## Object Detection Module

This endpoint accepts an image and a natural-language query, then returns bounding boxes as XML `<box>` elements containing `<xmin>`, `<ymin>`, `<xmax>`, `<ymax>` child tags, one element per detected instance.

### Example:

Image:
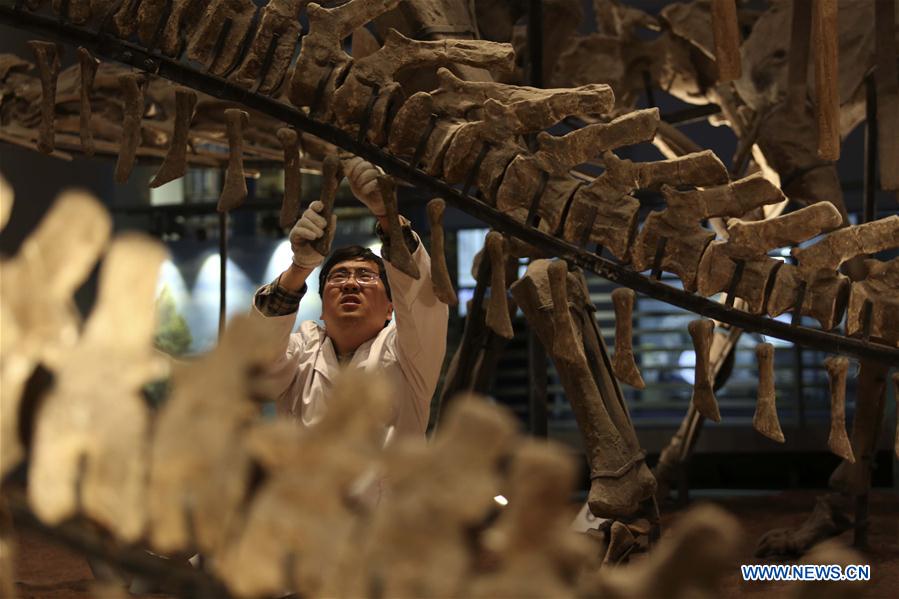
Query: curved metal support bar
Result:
<box><xmin>2</xmin><ymin>6</ymin><xmax>897</xmax><ymax>365</ymax></box>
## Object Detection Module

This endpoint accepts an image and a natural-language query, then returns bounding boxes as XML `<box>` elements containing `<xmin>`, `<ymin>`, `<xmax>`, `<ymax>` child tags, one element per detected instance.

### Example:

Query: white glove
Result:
<box><xmin>342</xmin><ymin>156</ymin><xmax>386</xmax><ymax>217</ymax></box>
<box><xmin>289</xmin><ymin>201</ymin><xmax>335</xmax><ymax>269</ymax></box>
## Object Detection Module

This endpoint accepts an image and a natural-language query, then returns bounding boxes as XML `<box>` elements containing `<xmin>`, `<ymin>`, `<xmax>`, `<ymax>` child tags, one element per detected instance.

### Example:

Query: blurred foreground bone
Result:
<box><xmin>511</xmin><ymin>261</ymin><xmax>655</xmax><ymax>518</ymax></box>
<box><xmin>0</xmin><ymin>186</ymin><xmax>111</xmax><ymax>480</ymax></box>
<box><xmin>343</xmin><ymin>396</ymin><xmax>519</xmax><ymax>598</ymax></box>
<box><xmin>217</xmin><ymin>370</ymin><xmax>393</xmax><ymax>598</ymax></box>
<box><xmin>29</xmin><ymin>234</ymin><xmax>166</xmax><ymax>542</ymax></box>
<box><xmin>589</xmin><ymin>504</ymin><xmax>742</xmax><ymax>599</ymax></box>
<box><xmin>824</xmin><ymin>357</ymin><xmax>854</xmax><ymax>464</ymax></box>
<box><xmin>470</xmin><ymin>441</ymin><xmax>591</xmax><ymax>599</ymax></box>
<box><xmin>147</xmin><ymin>315</ymin><xmax>280</xmax><ymax>554</ymax></box>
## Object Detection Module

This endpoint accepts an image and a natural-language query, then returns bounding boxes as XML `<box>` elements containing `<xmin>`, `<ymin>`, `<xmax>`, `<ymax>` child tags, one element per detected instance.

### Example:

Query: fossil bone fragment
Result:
<box><xmin>218</xmin><ymin>108</ymin><xmax>250</xmax><ymax>212</ymax></box>
<box><xmin>824</xmin><ymin>356</ymin><xmax>854</xmax><ymax>464</ymax></box>
<box><xmin>469</xmin><ymin>441</ymin><xmax>590</xmax><ymax>599</ymax></box>
<box><xmin>27</xmin><ymin>40</ymin><xmax>60</xmax><ymax>154</ymax></box>
<box><xmin>277</xmin><ymin>127</ymin><xmax>302</xmax><ymax>229</ymax></box>
<box><xmin>591</xmin><ymin>504</ymin><xmax>742</xmax><ymax>599</ymax></box>
<box><xmin>113</xmin><ymin>73</ymin><xmax>143</xmax><ymax>184</ymax></box>
<box><xmin>710</xmin><ymin>0</ymin><xmax>741</xmax><ymax>82</ymax></box>
<box><xmin>548</xmin><ymin>260</ymin><xmax>582</xmax><ymax>364</ymax></box>
<box><xmin>310</xmin><ymin>155</ymin><xmax>342</xmax><ymax>256</ymax></box>
<box><xmin>288</xmin><ymin>0</ymin><xmax>401</xmax><ymax>116</ymax></box>
<box><xmin>697</xmin><ymin>202</ymin><xmax>842</xmax><ymax>314</ymax></box>
<box><xmin>753</xmin><ymin>343</ymin><xmax>784</xmax><ymax>443</ymax></box>
<box><xmin>332</xmin><ymin>30</ymin><xmax>515</xmax><ymax>137</ymax></box>
<box><xmin>631</xmin><ymin>173</ymin><xmax>786</xmax><ymax>292</ymax></box>
<box><xmin>341</xmin><ymin>396</ymin><xmax>519</xmax><ymax>599</ymax></box>
<box><xmin>230</xmin><ymin>0</ymin><xmax>307</xmax><ymax>94</ymax></box>
<box><xmin>77</xmin><ymin>47</ymin><xmax>98</xmax><ymax>156</ymax></box>
<box><xmin>427</xmin><ymin>199</ymin><xmax>458</xmax><ymax>306</ymax></box>
<box><xmin>844</xmin><ymin>257</ymin><xmax>899</xmax><ymax>346</ymax></box>
<box><xmin>148</xmin><ymin>314</ymin><xmax>280</xmax><ymax>554</ymax></box>
<box><xmin>0</xmin><ymin>189</ymin><xmax>111</xmax><ymax>479</ymax></box>
<box><xmin>688</xmin><ymin>319</ymin><xmax>720</xmax><ymax>423</ymax></box>
<box><xmin>511</xmin><ymin>261</ymin><xmax>655</xmax><ymax>518</ymax></box>
<box><xmin>874</xmin><ymin>0</ymin><xmax>899</xmax><ymax>191</ymax></box>
<box><xmin>52</xmin><ymin>0</ymin><xmax>91</xmax><ymax>23</ymax></box>
<box><xmin>485</xmin><ymin>232</ymin><xmax>514</xmax><ymax>339</ymax></box>
<box><xmin>216</xmin><ymin>369</ymin><xmax>393</xmax><ymax>598</ymax></box>
<box><xmin>185</xmin><ymin>0</ymin><xmax>258</xmax><ymax>77</ymax></box>
<box><xmin>28</xmin><ymin>234</ymin><xmax>166</xmax><ymax>543</ymax></box>
<box><xmin>563</xmin><ymin>150</ymin><xmax>728</xmax><ymax>261</ymax></box>
<box><xmin>150</xmin><ymin>88</ymin><xmax>197</xmax><ymax>188</ymax></box>
<box><xmin>610</xmin><ymin>288</ymin><xmax>644</xmax><ymax>389</ymax></box>
<box><xmin>153</xmin><ymin>0</ymin><xmax>206</xmax><ymax>57</ymax></box>
<box><xmin>767</xmin><ymin>215</ymin><xmax>899</xmax><ymax>329</ymax></box>
<box><xmin>812</xmin><ymin>0</ymin><xmax>839</xmax><ymax>161</ymax></box>
<box><xmin>377</xmin><ymin>175</ymin><xmax>420</xmax><ymax>279</ymax></box>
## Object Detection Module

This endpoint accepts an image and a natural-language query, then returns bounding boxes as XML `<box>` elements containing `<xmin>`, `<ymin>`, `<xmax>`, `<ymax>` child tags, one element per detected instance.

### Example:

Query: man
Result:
<box><xmin>252</xmin><ymin>157</ymin><xmax>448</xmax><ymax>439</ymax></box>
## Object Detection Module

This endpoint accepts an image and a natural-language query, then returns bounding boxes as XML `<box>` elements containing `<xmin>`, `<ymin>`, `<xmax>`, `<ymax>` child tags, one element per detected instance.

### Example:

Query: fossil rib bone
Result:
<box><xmin>610</xmin><ymin>288</ymin><xmax>645</xmax><ymax>389</ymax></box>
<box><xmin>752</xmin><ymin>343</ymin><xmax>784</xmax><ymax>443</ymax></box>
<box><xmin>688</xmin><ymin>319</ymin><xmax>720</xmax><ymax>423</ymax></box>
<box><xmin>427</xmin><ymin>199</ymin><xmax>458</xmax><ymax>306</ymax></box>
<box><xmin>824</xmin><ymin>356</ymin><xmax>854</xmax><ymax>463</ymax></box>
<box><xmin>150</xmin><ymin>87</ymin><xmax>197</xmax><ymax>188</ymax></box>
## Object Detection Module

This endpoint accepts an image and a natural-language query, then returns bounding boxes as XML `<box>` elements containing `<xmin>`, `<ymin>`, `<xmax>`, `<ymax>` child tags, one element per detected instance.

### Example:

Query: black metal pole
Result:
<box><xmin>218</xmin><ymin>210</ymin><xmax>228</xmax><ymax>340</ymax></box>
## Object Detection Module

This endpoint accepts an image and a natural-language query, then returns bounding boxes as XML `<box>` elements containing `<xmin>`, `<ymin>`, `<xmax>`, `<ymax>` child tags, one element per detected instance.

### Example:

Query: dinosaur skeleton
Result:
<box><xmin>0</xmin><ymin>1</ymin><xmax>898</xmax><ymax>589</ymax></box>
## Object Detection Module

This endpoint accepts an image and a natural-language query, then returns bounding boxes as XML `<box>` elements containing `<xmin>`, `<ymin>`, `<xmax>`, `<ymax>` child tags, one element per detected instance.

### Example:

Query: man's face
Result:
<box><xmin>321</xmin><ymin>258</ymin><xmax>393</xmax><ymax>335</ymax></box>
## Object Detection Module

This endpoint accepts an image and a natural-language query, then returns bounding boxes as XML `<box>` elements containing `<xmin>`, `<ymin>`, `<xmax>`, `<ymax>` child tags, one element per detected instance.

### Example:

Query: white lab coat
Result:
<box><xmin>251</xmin><ymin>241</ymin><xmax>448</xmax><ymax>439</ymax></box>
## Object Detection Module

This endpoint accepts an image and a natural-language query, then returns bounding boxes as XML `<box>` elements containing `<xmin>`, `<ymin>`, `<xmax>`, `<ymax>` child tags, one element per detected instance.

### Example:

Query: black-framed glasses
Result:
<box><xmin>325</xmin><ymin>268</ymin><xmax>381</xmax><ymax>286</ymax></box>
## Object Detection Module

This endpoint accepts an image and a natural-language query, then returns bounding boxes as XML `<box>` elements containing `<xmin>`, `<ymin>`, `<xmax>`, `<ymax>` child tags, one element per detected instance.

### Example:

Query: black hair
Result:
<box><xmin>318</xmin><ymin>245</ymin><xmax>392</xmax><ymax>301</ymax></box>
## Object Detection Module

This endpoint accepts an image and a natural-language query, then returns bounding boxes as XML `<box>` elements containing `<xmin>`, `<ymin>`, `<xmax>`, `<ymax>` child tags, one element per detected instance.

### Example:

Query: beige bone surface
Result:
<box><xmin>156</xmin><ymin>0</ymin><xmax>206</xmax><ymax>57</ymax></box>
<box><xmin>230</xmin><ymin>0</ymin><xmax>307</xmax><ymax>94</ymax></box>
<box><xmin>113</xmin><ymin>73</ymin><xmax>143</xmax><ymax>184</ymax></box>
<box><xmin>688</xmin><ymin>319</ymin><xmax>720</xmax><ymax>423</ymax></box>
<box><xmin>186</xmin><ymin>0</ymin><xmax>258</xmax><ymax>76</ymax></box>
<box><xmin>710</xmin><ymin>0</ymin><xmax>741</xmax><ymax>82</ymax></box>
<box><xmin>824</xmin><ymin>356</ymin><xmax>855</xmax><ymax>463</ymax></box>
<box><xmin>27</xmin><ymin>41</ymin><xmax>60</xmax><ymax>154</ymax></box>
<box><xmin>563</xmin><ymin>150</ymin><xmax>728</xmax><ymax>261</ymax></box>
<box><xmin>591</xmin><ymin>504</ymin><xmax>742</xmax><ymax>599</ymax></box>
<box><xmin>288</xmin><ymin>0</ymin><xmax>401</xmax><ymax>114</ymax></box>
<box><xmin>277</xmin><ymin>128</ymin><xmax>302</xmax><ymax>228</ymax></box>
<box><xmin>427</xmin><ymin>199</ymin><xmax>458</xmax><ymax>306</ymax></box>
<box><xmin>28</xmin><ymin>234</ymin><xmax>166</xmax><ymax>542</ymax></box>
<box><xmin>610</xmin><ymin>288</ymin><xmax>644</xmax><ymax>389</ymax></box>
<box><xmin>844</xmin><ymin>257</ymin><xmax>899</xmax><ymax>346</ymax></box>
<box><xmin>216</xmin><ymin>369</ymin><xmax>393</xmax><ymax>598</ymax></box>
<box><xmin>812</xmin><ymin>0</ymin><xmax>840</xmax><ymax>161</ymax></box>
<box><xmin>218</xmin><ymin>108</ymin><xmax>250</xmax><ymax>212</ymax></box>
<box><xmin>753</xmin><ymin>343</ymin><xmax>784</xmax><ymax>443</ymax></box>
<box><xmin>388</xmin><ymin>98</ymin><xmax>465</xmax><ymax>175</ymax></box>
<box><xmin>469</xmin><ymin>440</ymin><xmax>590</xmax><ymax>599</ymax></box>
<box><xmin>0</xmin><ymin>190</ymin><xmax>111</xmax><ymax>479</ymax></box>
<box><xmin>485</xmin><ymin>231</ymin><xmax>514</xmax><ymax>339</ymax></box>
<box><xmin>632</xmin><ymin>173</ymin><xmax>785</xmax><ymax>291</ymax></box>
<box><xmin>696</xmin><ymin>202</ymin><xmax>842</xmax><ymax>314</ymax></box>
<box><xmin>377</xmin><ymin>175</ymin><xmax>420</xmax><ymax>279</ymax></box>
<box><xmin>791</xmin><ymin>215</ymin><xmax>899</xmax><ymax>277</ymax></box>
<box><xmin>77</xmin><ymin>48</ymin><xmax>98</xmax><ymax>156</ymax></box>
<box><xmin>342</xmin><ymin>396</ymin><xmax>519</xmax><ymax>598</ymax></box>
<box><xmin>150</xmin><ymin>88</ymin><xmax>197</xmax><ymax>188</ymax></box>
<box><xmin>147</xmin><ymin>314</ymin><xmax>281</xmax><ymax>554</ymax></box>
<box><xmin>510</xmin><ymin>261</ymin><xmax>655</xmax><ymax>518</ymax></box>
<box><xmin>332</xmin><ymin>30</ymin><xmax>514</xmax><ymax>132</ymax></box>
